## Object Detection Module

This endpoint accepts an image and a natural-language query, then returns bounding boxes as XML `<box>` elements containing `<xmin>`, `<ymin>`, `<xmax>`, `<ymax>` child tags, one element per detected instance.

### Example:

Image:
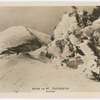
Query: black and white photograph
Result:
<box><xmin>0</xmin><ymin>2</ymin><xmax>100</xmax><ymax>97</ymax></box>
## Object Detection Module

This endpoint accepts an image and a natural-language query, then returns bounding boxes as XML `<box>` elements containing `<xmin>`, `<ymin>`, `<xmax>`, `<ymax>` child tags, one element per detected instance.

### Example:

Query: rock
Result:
<box><xmin>67</xmin><ymin>59</ymin><xmax>84</xmax><ymax>69</ymax></box>
<box><xmin>47</xmin><ymin>38</ymin><xmax>66</xmax><ymax>57</ymax></box>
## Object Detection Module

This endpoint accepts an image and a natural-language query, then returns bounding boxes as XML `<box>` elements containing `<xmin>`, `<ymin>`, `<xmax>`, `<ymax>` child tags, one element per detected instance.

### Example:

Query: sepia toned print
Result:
<box><xmin>0</xmin><ymin>2</ymin><xmax>100</xmax><ymax>98</ymax></box>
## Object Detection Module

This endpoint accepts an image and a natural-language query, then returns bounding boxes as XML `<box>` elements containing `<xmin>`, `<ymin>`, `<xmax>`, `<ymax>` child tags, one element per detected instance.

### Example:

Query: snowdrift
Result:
<box><xmin>0</xmin><ymin>26</ymin><xmax>51</xmax><ymax>55</ymax></box>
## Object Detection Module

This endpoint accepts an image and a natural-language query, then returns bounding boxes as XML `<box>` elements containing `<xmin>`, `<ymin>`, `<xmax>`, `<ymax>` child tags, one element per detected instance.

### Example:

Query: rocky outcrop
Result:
<box><xmin>46</xmin><ymin>11</ymin><xmax>100</xmax><ymax>80</ymax></box>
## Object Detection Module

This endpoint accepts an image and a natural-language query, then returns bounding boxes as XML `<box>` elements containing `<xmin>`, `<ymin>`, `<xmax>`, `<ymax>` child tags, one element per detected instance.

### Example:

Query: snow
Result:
<box><xmin>67</xmin><ymin>23</ymin><xmax>79</xmax><ymax>34</ymax></box>
<box><xmin>54</xmin><ymin>14</ymin><xmax>76</xmax><ymax>39</ymax></box>
<box><xmin>27</xmin><ymin>28</ymin><xmax>51</xmax><ymax>45</ymax></box>
<box><xmin>0</xmin><ymin>53</ymin><xmax>100</xmax><ymax>92</ymax></box>
<box><xmin>68</xmin><ymin>34</ymin><xmax>80</xmax><ymax>45</ymax></box>
<box><xmin>29</xmin><ymin>46</ymin><xmax>47</xmax><ymax>58</ymax></box>
<box><xmin>1</xmin><ymin>9</ymin><xmax>100</xmax><ymax>93</ymax></box>
<box><xmin>0</xmin><ymin>26</ymin><xmax>33</xmax><ymax>53</ymax></box>
<box><xmin>47</xmin><ymin>38</ymin><xmax>65</xmax><ymax>57</ymax></box>
<box><xmin>93</xmin><ymin>18</ymin><xmax>100</xmax><ymax>24</ymax></box>
<box><xmin>77</xmin><ymin>40</ymin><xmax>98</xmax><ymax>75</ymax></box>
<box><xmin>81</xmin><ymin>24</ymin><xmax>100</xmax><ymax>38</ymax></box>
<box><xmin>0</xmin><ymin>26</ymin><xmax>51</xmax><ymax>54</ymax></box>
<box><xmin>60</xmin><ymin>44</ymin><xmax>71</xmax><ymax>59</ymax></box>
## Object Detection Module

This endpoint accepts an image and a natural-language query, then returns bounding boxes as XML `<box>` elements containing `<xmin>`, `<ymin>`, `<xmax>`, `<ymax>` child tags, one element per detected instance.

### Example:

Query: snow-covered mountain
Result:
<box><xmin>1</xmin><ymin>7</ymin><xmax>100</xmax><ymax>92</ymax></box>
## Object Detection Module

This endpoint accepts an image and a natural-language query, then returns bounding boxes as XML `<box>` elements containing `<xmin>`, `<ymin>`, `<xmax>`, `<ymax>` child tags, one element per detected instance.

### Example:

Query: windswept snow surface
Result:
<box><xmin>0</xmin><ymin>53</ymin><xmax>100</xmax><ymax>92</ymax></box>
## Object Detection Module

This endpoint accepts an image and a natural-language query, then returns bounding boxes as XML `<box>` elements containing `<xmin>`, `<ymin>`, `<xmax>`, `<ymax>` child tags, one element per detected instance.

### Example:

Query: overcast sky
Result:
<box><xmin>0</xmin><ymin>6</ymin><xmax>95</xmax><ymax>35</ymax></box>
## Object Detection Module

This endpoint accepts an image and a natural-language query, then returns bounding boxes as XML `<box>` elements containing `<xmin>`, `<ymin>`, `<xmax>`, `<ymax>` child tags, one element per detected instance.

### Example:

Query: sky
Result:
<box><xmin>0</xmin><ymin>6</ymin><xmax>95</xmax><ymax>35</ymax></box>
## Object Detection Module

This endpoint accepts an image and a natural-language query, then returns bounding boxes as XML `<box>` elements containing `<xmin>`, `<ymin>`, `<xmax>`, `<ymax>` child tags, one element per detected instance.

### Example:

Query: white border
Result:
<box><xmin>0</xmin><ymin>0</ymin><xmax>99</xmax><ymax>2</ymax></box>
